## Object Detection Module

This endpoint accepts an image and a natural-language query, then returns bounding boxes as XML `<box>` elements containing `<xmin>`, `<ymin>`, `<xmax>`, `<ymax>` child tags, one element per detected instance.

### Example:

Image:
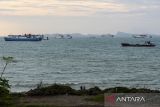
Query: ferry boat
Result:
<box><xmin>4</xmin><ymin>34</ymin><xmax>43</xmax><ymax>41</ymax></box>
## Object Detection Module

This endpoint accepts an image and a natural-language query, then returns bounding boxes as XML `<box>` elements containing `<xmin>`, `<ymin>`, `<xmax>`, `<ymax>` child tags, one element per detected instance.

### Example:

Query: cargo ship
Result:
<box><xmin>121</xmin><ymin>41</ymin><xmax>155</xmax><ymax>47</ymax></box>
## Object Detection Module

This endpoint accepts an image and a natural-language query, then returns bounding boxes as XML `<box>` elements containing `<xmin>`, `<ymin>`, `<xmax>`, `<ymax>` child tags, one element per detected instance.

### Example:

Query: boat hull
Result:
<box><xmin>4</xmin><ymin>37</ymin><xmax>42</xmax><ymax>41</ymax></box>
<box><xmin>121</xmin><ymin>43</ymin><xmax>155</xmax><ymax>47</ymax></box>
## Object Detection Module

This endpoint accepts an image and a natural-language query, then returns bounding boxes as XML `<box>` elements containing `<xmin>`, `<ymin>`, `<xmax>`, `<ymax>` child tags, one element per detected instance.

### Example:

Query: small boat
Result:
<box><xmin>121</xmin><ymin>41</ymin><xmax>155</xmax><ymax>47</ymax></box>
<box><xmin>4</xmin><ymin>34</ymin><xmax>43</xmax><ymax>41</ymax></box>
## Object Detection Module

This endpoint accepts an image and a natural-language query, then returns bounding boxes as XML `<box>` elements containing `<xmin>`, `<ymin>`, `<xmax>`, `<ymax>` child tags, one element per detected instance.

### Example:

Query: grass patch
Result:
<box><xmin>85</xmin><ymin>94</ymin><xmax>104</xmax><ymax>103</ymax></box>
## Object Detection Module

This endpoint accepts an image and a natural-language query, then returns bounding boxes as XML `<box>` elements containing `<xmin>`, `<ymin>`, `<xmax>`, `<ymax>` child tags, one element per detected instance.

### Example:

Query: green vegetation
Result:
<box><xmin>27</xmin><ymin>83</ymin><xmax>103</xmax><ymax>96</ymax></box>
<box><xmin>0</xmin><ymin>77</ymin><xmax>11</xmax><ymax>106</ymax></box>
<box><xmin>27</xmin><ymin>84</ymin><xmax>76</xmax><ymax>96</ymax></box>
<box><xmin>0</xmin><ymin>56</ymin><xmax>14</xmax><ymax>106</ymax></box>
<box><xmin>27</xmin><ymin>84</ymin><xmax>160</xmax><ymax>96</ymax></box>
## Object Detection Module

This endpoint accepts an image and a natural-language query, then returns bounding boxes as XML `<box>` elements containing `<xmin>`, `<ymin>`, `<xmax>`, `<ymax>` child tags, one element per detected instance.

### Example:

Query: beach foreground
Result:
<box><xmin>10</xmin><ymin>94</ymin><xmax>160</xmax><ymax>107</ymax></box>
<box><xmin>17</xmin><ymin>95</ymin><xmax>103</xmax><ymax>107</ymax></box>
<box><xmin>1</xmin><ymin>84</ymin><xmax>159</xmax><ymax>107</ymax></box>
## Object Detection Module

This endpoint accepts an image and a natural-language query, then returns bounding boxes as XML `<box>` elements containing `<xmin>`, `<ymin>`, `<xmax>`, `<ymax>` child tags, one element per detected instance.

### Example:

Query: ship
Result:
<box><xmin>121</xmin><ymin>41</ymin><xmax>155</xmax><ymax>47</ymax></box>
<box><xmin>4</xmin><ymin>34</ymin><xmax>44</xmax><ymax>41</ymax></box>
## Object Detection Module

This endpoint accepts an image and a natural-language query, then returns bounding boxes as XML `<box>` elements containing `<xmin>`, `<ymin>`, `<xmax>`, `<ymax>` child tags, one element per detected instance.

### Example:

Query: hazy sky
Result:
<box><xmin>0</xmin><ymin>0</ymin><xmax>160</xmax><ymax>35</ymax></box>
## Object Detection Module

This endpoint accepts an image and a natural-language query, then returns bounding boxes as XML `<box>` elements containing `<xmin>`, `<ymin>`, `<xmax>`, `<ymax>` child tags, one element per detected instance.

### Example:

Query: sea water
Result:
<box><xmin>0</xmin><ymin>36</ymin><xmax>160</xmax><ymax>92</ymax></box>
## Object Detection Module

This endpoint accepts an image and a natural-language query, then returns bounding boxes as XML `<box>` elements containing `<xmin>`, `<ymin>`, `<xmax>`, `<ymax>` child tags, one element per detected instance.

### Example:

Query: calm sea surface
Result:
<box><xmin>0</xmin><ymin>36</ymin><xmax>160</xmax><ymax>92</ymax></box>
